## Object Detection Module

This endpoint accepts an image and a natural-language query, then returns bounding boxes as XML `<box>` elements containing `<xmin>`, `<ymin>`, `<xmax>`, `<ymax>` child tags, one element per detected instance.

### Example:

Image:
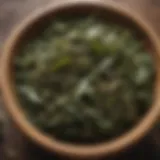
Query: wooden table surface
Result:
<box><xmin>0</xmin><ymin>0</ymin><xmax>160</xmax><ymax>159</ymax></box>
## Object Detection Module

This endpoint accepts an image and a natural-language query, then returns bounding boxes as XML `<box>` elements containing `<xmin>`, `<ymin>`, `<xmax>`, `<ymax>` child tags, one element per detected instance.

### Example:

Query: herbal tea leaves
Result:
<box><xmin>15</xmin><ymin>15</ymin><xmax>154</xmax><ymax>144</ymax></box>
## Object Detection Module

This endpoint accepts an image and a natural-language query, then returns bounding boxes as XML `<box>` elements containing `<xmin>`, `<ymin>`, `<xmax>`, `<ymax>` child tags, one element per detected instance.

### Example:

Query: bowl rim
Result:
<box><xmin>1</xmin><ymin>0</ymin><xmax>160</xmax><ymax>158</ymax></box>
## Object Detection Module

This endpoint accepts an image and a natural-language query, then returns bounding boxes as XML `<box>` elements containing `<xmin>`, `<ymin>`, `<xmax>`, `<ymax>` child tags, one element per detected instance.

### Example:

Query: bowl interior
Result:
<box><xmin>10</xmin><ymin>1</ymin><xmax>156</xmax><ymax>142</ymax></box>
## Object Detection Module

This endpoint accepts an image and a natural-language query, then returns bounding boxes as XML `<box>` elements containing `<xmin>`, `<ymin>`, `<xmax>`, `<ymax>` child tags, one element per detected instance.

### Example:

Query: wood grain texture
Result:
<box><xmin>0</xmin><ymin>0</ymin><xmax>160</xmax><ymax>159</ymax></box>
<box><xmin>0</xmin><ymin>0</ymin><xmax>160</xmax><ymax>45</ymax></box>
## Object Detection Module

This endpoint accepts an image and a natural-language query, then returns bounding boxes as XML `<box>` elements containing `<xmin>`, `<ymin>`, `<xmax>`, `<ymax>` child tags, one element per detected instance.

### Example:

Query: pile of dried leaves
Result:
<box><xmin>15</xmin><ymin>15</ymin><xmax>155</xmax><ymax>143</ymax></box>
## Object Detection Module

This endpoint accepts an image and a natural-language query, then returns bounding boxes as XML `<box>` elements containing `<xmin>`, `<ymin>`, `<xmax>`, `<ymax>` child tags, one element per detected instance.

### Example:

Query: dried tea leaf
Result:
<box><xmin>14</xmin><ymin>15</ymin><xmax>154</xmax><ymax>144</ymax></box>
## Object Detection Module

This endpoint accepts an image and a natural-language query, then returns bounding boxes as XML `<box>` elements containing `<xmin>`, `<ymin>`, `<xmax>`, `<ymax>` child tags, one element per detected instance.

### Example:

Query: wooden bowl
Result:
<box><xmin>1</xmin><ymin>0</ymin><xmax>160</xmax><ymax>159</ymax></box>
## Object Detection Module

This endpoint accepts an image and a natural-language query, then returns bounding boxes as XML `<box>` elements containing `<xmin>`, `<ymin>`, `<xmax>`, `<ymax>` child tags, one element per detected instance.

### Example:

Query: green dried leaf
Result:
<box><xmin>14</xmin><ymin>14</ymin><xmax>154</xmax><ymax>144</ymax></box>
